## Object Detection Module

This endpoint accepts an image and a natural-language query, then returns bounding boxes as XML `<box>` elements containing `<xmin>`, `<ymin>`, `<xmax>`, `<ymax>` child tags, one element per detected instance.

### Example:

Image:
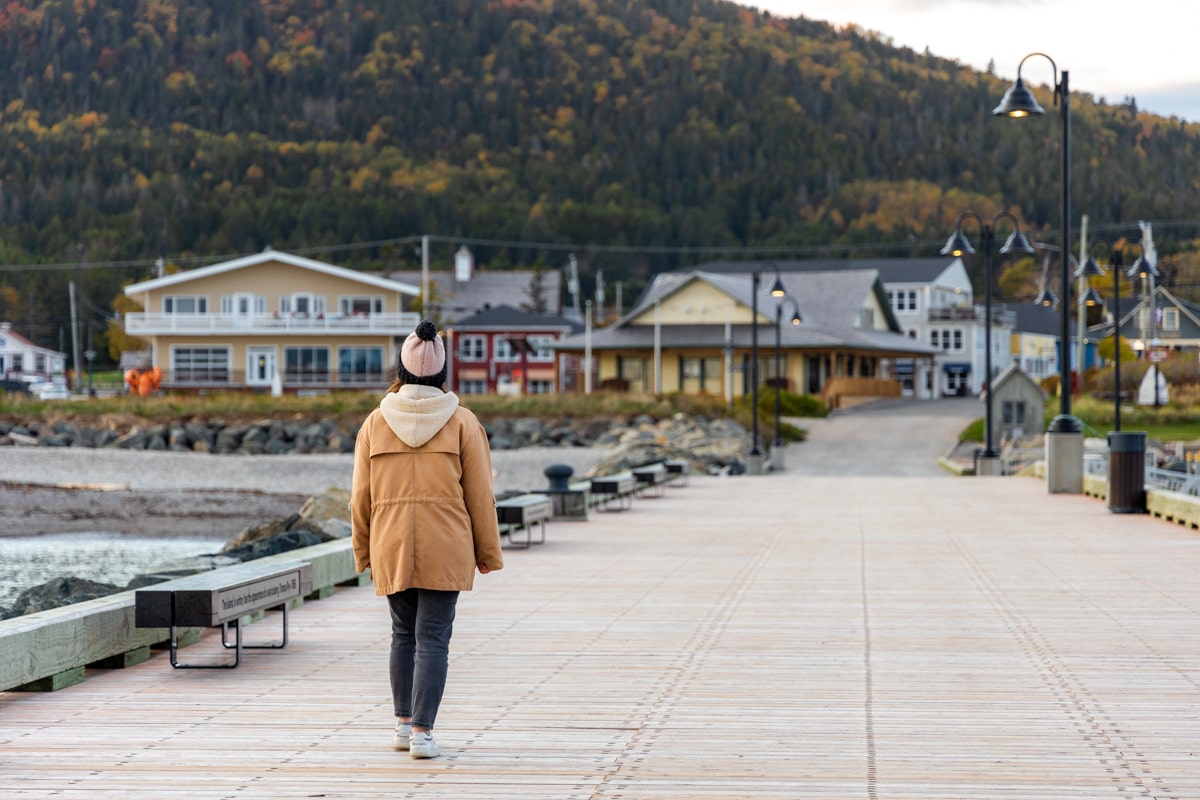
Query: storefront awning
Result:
<box><xmin>942</xmin><ymin>362</ymin><xmax>972</xmax><ymax>374</ymax></box>
<box><xmin>893</xmin><ymin>361</ymin><xmax>914</xmax><ymax>375</ymax></box>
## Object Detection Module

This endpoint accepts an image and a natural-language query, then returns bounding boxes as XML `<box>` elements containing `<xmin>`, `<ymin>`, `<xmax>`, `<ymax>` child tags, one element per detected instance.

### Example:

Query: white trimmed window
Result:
<box><xmin>459</xmin><ymin>379</ymin><xmax>487</xmax><ymax>395</ymax></box>
<box><xmin>285</xmin><ymin>347</ymin><xmax>330</xmax><ymax>384</ymax></box>
<box><xmin>171</xmin><ymin>346</ymin><xmax>229</xmax><ymax>382</ymax></box>
<box><xmin>339</xmin><ymin>295</ymin><xmax>383</xmax><ymax>316</ymax></box>
<box><xmin>493</xmin><ymin>338</ymin><xmax>515</xmax><ymax>361</ymax></box>
<box><xmin>164</xmin><ymin>295</ymin><xmax>208</xmax><ymax>314</ymax></box>
<box><xmin>528</xmin><ymin>336</ymin><xmax>555</xmax><ymax>362</ymax></box>
<box><xmin>338</xmin><ymin>346</ymin><xmax>384</xmax><ymax>384</ymax></box>
<box><xmin>459</xmin><ymin>336</ymin><xmax>486</xmax><ymax>361</ymax></box>
<box><xmin>279</xmin><ymin>293</ymin><xmax>325</xmax><ymax>316</ymax></box>
<box><xmin>221</xmin><ymin>294</ymin><xmax>265</xmax><ymax>314</ymax></box>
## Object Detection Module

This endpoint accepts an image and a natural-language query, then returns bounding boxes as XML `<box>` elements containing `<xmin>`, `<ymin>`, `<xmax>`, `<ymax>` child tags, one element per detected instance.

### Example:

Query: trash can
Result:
<box><xmin>1107</xmin><ymin>431</ymin><xmax>1147</xmax><ymax>513</ymax></box>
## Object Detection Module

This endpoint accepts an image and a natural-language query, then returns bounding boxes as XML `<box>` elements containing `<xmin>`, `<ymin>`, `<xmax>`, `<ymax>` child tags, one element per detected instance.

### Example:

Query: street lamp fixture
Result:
<box><xmin>995</xmin><ymin>52</ymin><xmax>1080</xmax><ymax>445</ymax></box>
<box><xmin>1034</xmin><ymin>276</ymin><xmax>1059</xmax><ymax>308</ymax></box>
<box><xmin>772</xmin><ymin>294</ymin><xmax>802</xmax><ymax>449</ymax></box>
<box><xmin>749</xmin><ymin>261</ymin><xmax>786</xmax><ymax>473</ymax></box>
<box><xmin>942</xmin><ymin>210</ymin><xmax>1035</xmax><ymax>469</ymax></box>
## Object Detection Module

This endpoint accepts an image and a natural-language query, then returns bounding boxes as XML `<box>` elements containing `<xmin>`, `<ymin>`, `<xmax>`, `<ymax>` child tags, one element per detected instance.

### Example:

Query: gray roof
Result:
<box><xmin>1010</xmin><ymin>302</ymin><xmax>1062</xmax><ymax>336</ymax></box>
<box><xmin>685</xmin><ymin>258</ymin><xmax>959</xmax><ymax>284</ymax></box>
<box><xmin>624</xmin><ymin>269</ymin><xmax>904</xmax><ymax>336</ymax></box>
<box><xmin>558</xmin><ymin>270</ymin><xmax>934</xmax><ymax>357</ymax></box>
<box><xmin>452</xmin><ymin>304</ymin><xmax>582</xmax><ymax>333</ymax></box>
<box><xmin>389</xmin><ymin>269</ymin><xmax>562</xmax><ymax>322</ymax></box>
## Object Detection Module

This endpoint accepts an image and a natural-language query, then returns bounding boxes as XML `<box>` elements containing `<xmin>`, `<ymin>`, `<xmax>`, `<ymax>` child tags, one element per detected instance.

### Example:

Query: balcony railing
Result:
<box><xmin>125</xmin><ymin>312</ymin><xmax>420</xmax><ymax>335</ymax></box>
<box><xmin>928</xmin><ymin>305</ymin><xmax>1017</xmax><ymax>327</ymax></box>
<box><xmin>160</xmin><ymin>369</ymin><xmax>389</xmax><ymax>390</ymax></box>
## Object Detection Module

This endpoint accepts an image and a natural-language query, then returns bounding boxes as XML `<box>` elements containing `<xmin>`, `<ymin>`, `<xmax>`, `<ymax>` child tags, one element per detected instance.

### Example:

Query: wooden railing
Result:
<box><xmin>822</xmin><ymin>377</ymin><xmax>903</xmax><ymax>410</ymax></box>
<box><xmin>0</xmin><ymin>540</ymin><xmax>365</xmax><ymax>693</ymax></box>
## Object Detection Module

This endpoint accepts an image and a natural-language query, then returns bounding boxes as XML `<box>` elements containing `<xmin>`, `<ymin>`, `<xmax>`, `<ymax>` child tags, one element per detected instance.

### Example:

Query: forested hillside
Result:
<box><xmin>2</xmin><ymin>0</ymin><xmax>1199</xmax><ymax>355</ymax></box>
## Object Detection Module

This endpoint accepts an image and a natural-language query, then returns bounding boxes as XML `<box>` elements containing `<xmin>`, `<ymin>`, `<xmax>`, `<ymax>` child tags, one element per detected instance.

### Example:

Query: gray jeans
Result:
<box><xmin>387</xmin><ymin>588</ymin><xmax>459</xmax><ymax>730</ymax></box>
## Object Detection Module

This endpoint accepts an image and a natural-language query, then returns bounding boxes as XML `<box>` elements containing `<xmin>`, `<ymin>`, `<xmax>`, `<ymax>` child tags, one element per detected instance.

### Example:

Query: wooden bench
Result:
<box><xmin>496</xmin><ymin>493</ymin><xmax>553</xmax><ymax>548</ymax></box>
<box><xmin>135</xmin><ymin>560</ymin><xmax>313</xmax><ymax>669</ymax></box>
<box><xmin>633</xmin><ymin>462</ymin><xmax>669</xmax><ymax>497</ymax></box>
<box><xmin>664</xmin><ymin>459</ymin><xmax>690</xmax><ymax>486</ymax></box>
<box><xmin>590</xmin><ymin>472</ymin><xmax>637</xmax><ymax>510</ymax></box>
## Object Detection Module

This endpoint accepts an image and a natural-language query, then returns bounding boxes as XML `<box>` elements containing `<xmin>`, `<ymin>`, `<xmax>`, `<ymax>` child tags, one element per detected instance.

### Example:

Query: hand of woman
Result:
<box><xmin>477</xmin><ymin>563</ymin><xmax>491</xmax><ymax>574</ymax></box>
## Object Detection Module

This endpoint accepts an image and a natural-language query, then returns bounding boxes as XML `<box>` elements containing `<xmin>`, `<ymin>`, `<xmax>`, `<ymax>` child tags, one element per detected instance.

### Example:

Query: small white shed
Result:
<box><xmin>983</xmin><ymin>363</ymin><xmax>1047</xmax><ymax>446</ymax></box>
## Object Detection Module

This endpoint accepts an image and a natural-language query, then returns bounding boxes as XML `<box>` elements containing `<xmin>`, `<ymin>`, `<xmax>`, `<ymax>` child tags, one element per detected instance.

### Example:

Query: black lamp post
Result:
<box><xmin>1112</xmin><ymin>250</ymin><xmax>1122</xmax><ymax>431</ymax></box>
<box><xmin>995</xmin><ymin>52</ymin><xmax>1080</xmax><ymax>439</ymax></box>
<box><xmin>750</xmin><ymin>262</ymin><xmax>786</xmax><ymax>471</ymax></box>
<box><xmin>1105</xmin><ymin>243</ymin><xmax>1143</xmax><ymax>432</ymax></box>
<box><xmin>773</xmin><ymin>294</ymin><xmax>802</xmax><ymax>448</ymax></box>
<box><xmin>1072</xmin><ymin>251</ymin><xmax>1105</xmax><ymax>396</ymax></box>
<box><xmin>942</xmin><ymin>211</ymin><xmax>1035</xmax><ymax>466</ymax></box>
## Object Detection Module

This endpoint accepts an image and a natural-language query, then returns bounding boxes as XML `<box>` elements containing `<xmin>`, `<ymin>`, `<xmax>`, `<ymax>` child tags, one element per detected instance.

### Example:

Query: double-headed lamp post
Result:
<box><xmin>994</xmin><ymin>51</ymin><xmax>1082</xmax><ymax>491</ymax></box>
<box><xmin>942</xmin><ymin>210</ymin><xmax>1035</xmax><ymax>473</ymax></box>
<box><xmin>773</xmin><ymin>294</ymin><xmax>802</xmax><ymax>449</ymax></box>
<box><xmin>749</xmin><ymin>261</ymin><xmax>786</xmax><ymax>474</ymax></box>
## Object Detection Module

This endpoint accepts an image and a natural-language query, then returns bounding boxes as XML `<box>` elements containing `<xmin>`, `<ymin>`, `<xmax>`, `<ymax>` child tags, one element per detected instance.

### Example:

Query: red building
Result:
<box><xmin>446</xmin><ymin>305</ymin><xmax>581</xmax><ymax>395</ymax></box>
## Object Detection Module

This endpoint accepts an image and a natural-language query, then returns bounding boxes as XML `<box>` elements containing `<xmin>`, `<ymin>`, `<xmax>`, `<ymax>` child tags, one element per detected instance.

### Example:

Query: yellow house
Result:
<box><xmin>555</xmin><ymin>268</ymin><xmax>936</xmax><ymax>409</ymax></box>
<box><xmin>122</xmin><ymin>249</ymin><xmax>420</xmax><ymax>393</ymax></box>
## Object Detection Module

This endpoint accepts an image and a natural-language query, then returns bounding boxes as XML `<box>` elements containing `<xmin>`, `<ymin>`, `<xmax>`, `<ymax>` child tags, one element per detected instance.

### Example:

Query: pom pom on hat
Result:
<box><xmin>398</xmin><ymin>320</ymin><xmax>447</xmax><ymax>385</ymax></box>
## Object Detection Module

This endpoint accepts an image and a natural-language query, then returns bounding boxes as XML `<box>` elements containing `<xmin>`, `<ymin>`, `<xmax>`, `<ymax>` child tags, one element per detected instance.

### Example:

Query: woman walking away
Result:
<box><xmin>351</xmin><ymin>320</ymin><xmax>503</xmax><ymax>759</ymax></box>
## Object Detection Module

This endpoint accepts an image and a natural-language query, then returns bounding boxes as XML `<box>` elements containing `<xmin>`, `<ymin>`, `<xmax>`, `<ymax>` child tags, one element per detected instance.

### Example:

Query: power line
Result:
<box><xmin>0</xmin><ymin>219</ymin><xmax>1194</xmax><ymax>274</ymax></box>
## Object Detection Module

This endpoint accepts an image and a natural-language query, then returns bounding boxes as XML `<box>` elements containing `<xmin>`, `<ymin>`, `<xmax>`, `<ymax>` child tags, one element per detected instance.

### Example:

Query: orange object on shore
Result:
<box><xmin>124</xmin><ymin>367</ymin><xmax>161</xmax><ymax>397</ymax></box>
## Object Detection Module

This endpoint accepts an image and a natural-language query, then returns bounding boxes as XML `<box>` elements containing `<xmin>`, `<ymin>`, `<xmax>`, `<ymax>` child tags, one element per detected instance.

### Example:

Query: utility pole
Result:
<box><xmin>420</xmin><ymin>235</ymin><xmax>429</xmax><ymax>317</ymax></box>
<box><xmin>594</xmin><ymin>268</ymin><xmax>605</xmax><ymax>324</ymax></box>
<box><xmin>566</xmin><ymin>254</ymin><xmax>582</xmax><ymax>322</ymax></box>
<box><xmin>69</xmin><ymin>281</ymin><xmax>82</xmax><ymax>392</ymax></box>
<box><xmin>1076</xmin><ymin>215</ymin><xmax>1088</xmax><ymax>393</ymax></box>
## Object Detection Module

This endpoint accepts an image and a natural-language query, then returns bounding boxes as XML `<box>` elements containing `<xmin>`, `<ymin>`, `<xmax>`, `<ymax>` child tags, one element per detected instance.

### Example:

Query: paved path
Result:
<box><xmin>5</xmin><ymin>401</ymin><xmax>1200</xmax><ymax>799</ymax></box>
<box><xmin>782</xmin><ymin>397</ymin><xmax>979</xmax><ymax>475</ymax></box>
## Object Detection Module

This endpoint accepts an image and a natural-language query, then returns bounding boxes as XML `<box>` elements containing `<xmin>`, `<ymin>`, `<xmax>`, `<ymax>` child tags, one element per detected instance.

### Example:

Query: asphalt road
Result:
<box><xmin>780</xmin><ymin>396</ymin><xmax>980</xmax><ymax>476</ymax></box>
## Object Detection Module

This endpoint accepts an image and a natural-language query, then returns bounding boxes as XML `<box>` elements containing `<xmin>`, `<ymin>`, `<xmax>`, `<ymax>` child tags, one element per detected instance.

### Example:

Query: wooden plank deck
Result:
<box><xmin>3</xmin><ymin>474</ymin><xmax>1200</xmax><ymax>799</ymax></box>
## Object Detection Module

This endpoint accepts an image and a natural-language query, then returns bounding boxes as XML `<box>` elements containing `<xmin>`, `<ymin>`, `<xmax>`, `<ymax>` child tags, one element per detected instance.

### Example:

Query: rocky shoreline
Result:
<box><xmin>0</xmin><ymin>412</ymin><xmax>764</xmax><ymax>620</ymax></box>
<box><xmin>0</xmin><ymin>414</ymin><xmax>620</xmax><ymax>454</ymax></box>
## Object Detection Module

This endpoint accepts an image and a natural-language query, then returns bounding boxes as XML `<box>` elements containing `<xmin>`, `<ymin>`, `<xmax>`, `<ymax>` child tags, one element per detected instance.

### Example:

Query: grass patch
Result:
<box><xmin>957</xmin><ymin>395</ymin><xmax>1200</xmax><ymax>445</ymax></box>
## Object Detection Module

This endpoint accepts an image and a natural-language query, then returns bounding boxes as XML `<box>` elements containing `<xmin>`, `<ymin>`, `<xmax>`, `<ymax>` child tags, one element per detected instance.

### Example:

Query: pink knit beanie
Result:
<box><xmin>398</xmin><ymin>320</ymin><xmax>446</xmax><ymax>381</ymax></box>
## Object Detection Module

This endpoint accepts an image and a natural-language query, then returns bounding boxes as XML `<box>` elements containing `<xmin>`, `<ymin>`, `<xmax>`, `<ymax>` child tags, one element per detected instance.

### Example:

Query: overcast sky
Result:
<box><xmin>733</xmin><ymin>0</ymin><xmax>1200</xmax><ymax>123</ymax></box>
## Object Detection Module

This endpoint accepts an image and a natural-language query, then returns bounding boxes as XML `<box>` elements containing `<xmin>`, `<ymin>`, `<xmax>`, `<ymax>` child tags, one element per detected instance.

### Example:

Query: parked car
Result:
<box><xmin>0</xmin><ymin>379</ymin><xmax>32</xmax><ymax>396</ymax></box>
<box><xmin>33</xmin><ymin>382</ymin><xmax>71</xmax><ymax>401</ymax></box>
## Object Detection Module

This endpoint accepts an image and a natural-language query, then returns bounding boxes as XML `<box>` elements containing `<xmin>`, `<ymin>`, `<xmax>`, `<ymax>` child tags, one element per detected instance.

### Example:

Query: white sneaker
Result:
<box><xmin>392</xmin><ymin>721</ymin><xmax>412</xmax><ymax>751</ymax></box>
<box><xmin>409</xmin><ymin>730</ymin><xmax>441</xmax><ymax>759</ymax></box>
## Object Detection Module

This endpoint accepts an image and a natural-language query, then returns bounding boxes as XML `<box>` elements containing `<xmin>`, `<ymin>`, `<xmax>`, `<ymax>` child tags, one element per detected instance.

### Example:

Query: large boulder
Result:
<box><xmin>221</xmin><ymin>530</ymin><xmax>325</xmax><ymax>561</ymax></box>
<box><xmin>11</xmin><ymin>576</ymin><xmax>122</xmax><ymax>616</ymax></box>
<box><xmin>585</xmin><ymin>414</ymin><xmax>751</xmax><ymax>476</ymax></box>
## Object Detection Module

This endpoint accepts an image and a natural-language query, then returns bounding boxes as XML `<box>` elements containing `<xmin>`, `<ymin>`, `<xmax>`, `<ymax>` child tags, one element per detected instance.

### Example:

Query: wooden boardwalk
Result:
<box><xmin>3</xmin><ymin>473</ymin><xmax>1200</xmax><ymax>799</ymax></box>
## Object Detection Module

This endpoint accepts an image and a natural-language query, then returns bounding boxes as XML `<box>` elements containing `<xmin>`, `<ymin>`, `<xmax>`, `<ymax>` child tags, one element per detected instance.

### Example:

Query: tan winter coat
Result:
<box><xmin>351</xmin><ymin>385</ymin><xmax>503</xmax><ymax>596</ymax></box>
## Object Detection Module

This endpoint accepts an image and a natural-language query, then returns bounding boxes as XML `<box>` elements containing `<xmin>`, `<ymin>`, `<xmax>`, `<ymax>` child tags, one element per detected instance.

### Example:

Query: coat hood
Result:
<box><xmin>379</xmin><ymin>384</ymin><xmax>460</xmax><ymax>447</ymax></box>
